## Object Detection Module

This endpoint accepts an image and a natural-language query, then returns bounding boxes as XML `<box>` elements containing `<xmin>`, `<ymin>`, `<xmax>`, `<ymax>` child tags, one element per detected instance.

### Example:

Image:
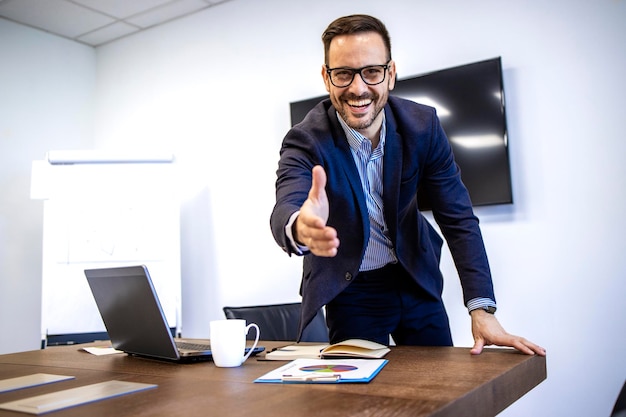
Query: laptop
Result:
<box><xmin>84</xmin><ymin>265</ymin><xmax>264</xmax><ymax>362</ymax></box>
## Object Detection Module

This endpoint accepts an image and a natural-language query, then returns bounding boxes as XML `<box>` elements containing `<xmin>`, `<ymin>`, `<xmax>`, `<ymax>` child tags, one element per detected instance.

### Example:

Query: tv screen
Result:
<box><xmin>289</xmin><ymin>57</ymin><xmax>513</xmax><ymax>210</ymax></box>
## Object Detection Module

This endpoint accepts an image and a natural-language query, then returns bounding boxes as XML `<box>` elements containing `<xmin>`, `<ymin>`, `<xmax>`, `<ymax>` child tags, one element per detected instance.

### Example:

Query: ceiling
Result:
<box><xmin>0</xmin><ymin>0</ymin><xmax>231</xmax><ymax>47</ymax></box>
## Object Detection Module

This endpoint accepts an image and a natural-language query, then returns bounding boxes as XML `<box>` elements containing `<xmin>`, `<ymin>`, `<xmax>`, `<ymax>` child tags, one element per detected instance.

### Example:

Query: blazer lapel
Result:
<box><xmin>382</xmin><ymin>107</ymin><xmax>401</xmax><ymax>244</ymax></box>
<box><xmin>327</xmin><ymin>107</ymin><xmax>370</xmax><ymax>239</ymax></box>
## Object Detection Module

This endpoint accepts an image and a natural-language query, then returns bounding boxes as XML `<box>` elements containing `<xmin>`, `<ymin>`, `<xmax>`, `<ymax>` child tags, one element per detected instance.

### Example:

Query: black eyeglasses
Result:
<box><xmin>325</xmin><ymin>61</ymin><xmax>391</xmax><ymax>88</ymax></box>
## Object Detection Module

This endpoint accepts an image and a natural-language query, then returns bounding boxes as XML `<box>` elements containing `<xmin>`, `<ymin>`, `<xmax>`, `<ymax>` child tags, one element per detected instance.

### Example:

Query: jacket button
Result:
<box><xmin>344</xmin><ymin>272</ymin><xmax>353</xmax><ymax>281</ymax></box>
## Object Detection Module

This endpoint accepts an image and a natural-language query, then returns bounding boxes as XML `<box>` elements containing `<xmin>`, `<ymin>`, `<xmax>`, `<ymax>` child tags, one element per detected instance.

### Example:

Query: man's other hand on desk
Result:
<box><xmin>469</xmin><ymin>309</ymin><xmax>547</xmax><ymax>356</ymax></box>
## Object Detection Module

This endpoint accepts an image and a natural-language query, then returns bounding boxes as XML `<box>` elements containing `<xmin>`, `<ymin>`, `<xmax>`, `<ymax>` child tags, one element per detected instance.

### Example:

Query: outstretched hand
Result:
<box><xmin>470</xmin><ymin>309</ymin><xmax>546</xmax><ymax>356</ymax></box>
<box><xmin>293</xmin><ymin>165</ymin><xmax>340</xmax><ymax>257</ymax></box>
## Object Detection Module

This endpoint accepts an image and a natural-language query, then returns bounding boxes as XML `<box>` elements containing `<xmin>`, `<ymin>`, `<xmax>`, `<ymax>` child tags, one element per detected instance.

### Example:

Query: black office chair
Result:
<box><xmin>222</xmin><ymin>302</ymin><xmax>329</xmax><ymax>343</ymax></box>
<box><xmin>42</xmin><ymin>327</ymin><xmax>178</xmax><ymax>348</ymax></box>
<box><xmin>43</xmin><ymin>331</ymin><xmax>109</xmax><ymax>348</ymax></box>
<box><xmin>612</xmin><ymin>381</ymin><xmax>626</xmax><ymax>417</ymax></box>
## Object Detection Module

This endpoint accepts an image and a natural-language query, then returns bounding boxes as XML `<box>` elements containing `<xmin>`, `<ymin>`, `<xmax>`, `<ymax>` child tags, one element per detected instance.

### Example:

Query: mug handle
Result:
<box><xmin>241</xmin><ymin>323</ymin><xmax>260</xmax><ymax>363</ymax></box>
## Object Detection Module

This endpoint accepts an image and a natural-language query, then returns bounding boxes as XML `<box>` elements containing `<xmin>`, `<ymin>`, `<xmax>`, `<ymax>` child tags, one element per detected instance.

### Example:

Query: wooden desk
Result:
<box><xmin>0</xmin><ymin>342</ymin><xmax>545</xmax><ymax>417</ymax></box>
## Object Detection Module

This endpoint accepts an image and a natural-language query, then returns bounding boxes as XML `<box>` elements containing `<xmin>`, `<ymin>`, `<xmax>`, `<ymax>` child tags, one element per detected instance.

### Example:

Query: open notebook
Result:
<box><xmin>264</xmin><ymin>339</ymin><xmax>390</xmax><ymax>361</ymax></box>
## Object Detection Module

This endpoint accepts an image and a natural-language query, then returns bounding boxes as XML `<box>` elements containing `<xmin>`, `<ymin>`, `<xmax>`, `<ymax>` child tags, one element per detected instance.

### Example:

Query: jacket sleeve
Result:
<box><xmin>270</xmin><ymin>103</ymin><xmax>327</xmax><ymax>256</ymax></box>
<box><xmin>389</xmin><ymin>96</ymin><xmax>495</xmax><ymax>305</ymax></box>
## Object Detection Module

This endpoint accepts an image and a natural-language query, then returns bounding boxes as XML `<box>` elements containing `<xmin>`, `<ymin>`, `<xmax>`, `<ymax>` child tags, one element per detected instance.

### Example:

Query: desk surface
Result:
<box><xmin>0</xmin><ymin>341</ymin><xmax>546</xmax><ymax>417</ymax></box>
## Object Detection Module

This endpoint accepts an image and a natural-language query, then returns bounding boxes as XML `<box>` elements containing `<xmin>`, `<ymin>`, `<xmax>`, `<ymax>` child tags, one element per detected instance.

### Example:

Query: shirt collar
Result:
<box><xmin>336</xmin><ymin>110</ymin><xmax>387</xmax><ymax>155</ymax></box>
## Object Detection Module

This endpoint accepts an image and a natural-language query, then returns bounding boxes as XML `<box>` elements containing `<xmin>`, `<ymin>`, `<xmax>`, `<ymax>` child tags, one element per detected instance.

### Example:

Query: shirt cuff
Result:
<box><xmin>285</xmin><ymin>210</ymin><xmax>309</xmax><ymax>255</ymax></box>
<box><xmin>466</xmin><ymin>297</ymin><xmax>497</xmax><ymax>314</ymax></box>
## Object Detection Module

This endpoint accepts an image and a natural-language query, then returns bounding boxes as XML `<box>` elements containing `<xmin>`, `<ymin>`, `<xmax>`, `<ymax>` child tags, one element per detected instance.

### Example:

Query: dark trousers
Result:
<box><xmin>326</xmin><ymin>262</ymin><xmax>453</xmax><ymax>346</ymax></box>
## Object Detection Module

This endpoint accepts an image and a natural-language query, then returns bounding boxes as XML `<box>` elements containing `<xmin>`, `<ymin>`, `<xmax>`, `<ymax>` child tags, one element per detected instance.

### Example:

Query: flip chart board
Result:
<box><xmin>31</xmin><ymin>151</ymin><xmax>181</xmax><ymax>341</ymax></box>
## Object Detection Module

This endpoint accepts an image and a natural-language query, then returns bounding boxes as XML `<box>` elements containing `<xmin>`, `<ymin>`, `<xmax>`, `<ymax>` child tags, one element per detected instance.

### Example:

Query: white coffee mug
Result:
<box><xmin>209</xmin><ymin>319</ymin><xmax>260</xmax><ymax>367</ymax></box>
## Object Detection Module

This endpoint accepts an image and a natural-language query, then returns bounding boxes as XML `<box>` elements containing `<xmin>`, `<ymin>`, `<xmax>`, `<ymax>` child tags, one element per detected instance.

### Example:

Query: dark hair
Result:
<box><xmin>322</xmin><ymin>14</ymin><xmax>392</xmax><ymax>66</ymax></box>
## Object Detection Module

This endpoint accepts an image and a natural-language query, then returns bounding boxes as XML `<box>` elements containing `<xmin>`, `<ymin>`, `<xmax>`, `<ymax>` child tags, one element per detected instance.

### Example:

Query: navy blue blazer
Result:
<box><xmin>270</xmin><ymin>96</ymin><xmax>495</xmax><ymax>340</ymax></box>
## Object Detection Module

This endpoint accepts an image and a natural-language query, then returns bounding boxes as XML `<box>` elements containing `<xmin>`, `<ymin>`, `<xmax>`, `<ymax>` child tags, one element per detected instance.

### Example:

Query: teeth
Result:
<box><xmin>348</xmin><ymin>99</ymin><xmax>372</xmax><ymax>107</ymax></box>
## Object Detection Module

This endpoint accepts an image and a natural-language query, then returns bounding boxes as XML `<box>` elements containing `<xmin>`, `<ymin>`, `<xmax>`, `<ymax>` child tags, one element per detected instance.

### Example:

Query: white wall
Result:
<box><xmin>0</xmin><ymin>19</ymin><xmax>96</xmax><ymax>353</ymax></box>
<box><xmin>1</xmin><ymin>0</ymin><xmax>624</xmax><ymax>416</ymax></box>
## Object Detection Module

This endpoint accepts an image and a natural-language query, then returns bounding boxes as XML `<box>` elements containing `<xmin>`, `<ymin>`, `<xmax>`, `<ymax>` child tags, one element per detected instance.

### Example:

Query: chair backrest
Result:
<box><xmin>43</xmin><ymin>331</ymin><xmax>110</xmax><ymax>348</ymax></box>
<box><xmin>612</xmin><ymin>381</ymin><xmax>626</xmax><ymax>417</ymax></box>
<box><xmin>222</xmin><ymin>302</ymin><xmax>329</xmax><ymax>343</ymax></box>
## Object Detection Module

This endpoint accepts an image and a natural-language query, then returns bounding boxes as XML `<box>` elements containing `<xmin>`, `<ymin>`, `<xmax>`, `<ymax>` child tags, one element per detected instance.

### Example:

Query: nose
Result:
<box><xmin>347</xmin><ymin>71</ymin><xmax>369</xmax><ymax>94</ymax></box>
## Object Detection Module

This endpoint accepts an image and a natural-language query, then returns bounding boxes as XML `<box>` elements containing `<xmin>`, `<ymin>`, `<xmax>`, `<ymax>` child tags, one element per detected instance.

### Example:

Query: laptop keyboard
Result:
<box><xmin>175</xmin><ymin>341</ymin><xmax>211</xmax><ymax>351</ymax></box>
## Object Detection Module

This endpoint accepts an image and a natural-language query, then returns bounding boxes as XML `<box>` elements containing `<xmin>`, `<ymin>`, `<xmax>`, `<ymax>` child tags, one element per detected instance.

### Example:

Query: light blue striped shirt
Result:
<box><xmin>336</xmin><ymin>111</ymin><xmax>398</xmax><ymax>271</ymax></box>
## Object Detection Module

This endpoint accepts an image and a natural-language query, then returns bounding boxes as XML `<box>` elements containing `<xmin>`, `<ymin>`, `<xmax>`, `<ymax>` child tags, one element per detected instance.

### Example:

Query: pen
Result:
<box><xmin>281</xmin><ymin>374</ymin><xmax>341</xmax><ymax>382</ymax></box>
<box><xmin>269</xmin><ymin>346</ymin><xmax>294</xmax><ymax>353</ymax></box>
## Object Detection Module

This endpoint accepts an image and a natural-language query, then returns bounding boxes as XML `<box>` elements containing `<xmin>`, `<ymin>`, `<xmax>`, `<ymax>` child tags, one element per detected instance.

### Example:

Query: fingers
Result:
<box><xmin>472</xmin><ymin>333</ymin><xmax>546</xmax><ymax>356</ymax></box>
<box><xmin>470</xmin><ymin>339</ymin><xmax>485</xmax><ymax>355</ymax></box>
<box><xmin>305</xmin><ymin>227</ymin><xmax>339</xmax><ymax>257</ymax></box>
<box><xmin>500</xmin><ymin>337</ymin><xmax>546</xmax><ymax>356</ymax></box>
<box><xmin>301</xmin><ymin>165</ymin><xmax>329</xmax><ymax>226</ymax></box>
<box><xmin>310</xmin><ymin>165</ymin><xmax>327</xmax><ymax>202</ymax></box>
<box><xmin>297</xmin><ymin>214</ymin><xmax>339</xmax><ymax>256</ymax></box>
<box><xmin>514</xmin><ymin>338</ymin><xmax>547</xmax><ymax>356</ymax></box>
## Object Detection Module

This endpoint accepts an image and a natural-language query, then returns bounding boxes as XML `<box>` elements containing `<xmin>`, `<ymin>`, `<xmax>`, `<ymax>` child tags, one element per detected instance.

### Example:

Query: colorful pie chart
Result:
<box><xmin>299</xmin><ymin>364</ymin><xmax>358</xmax><ymax>373</ymax></box>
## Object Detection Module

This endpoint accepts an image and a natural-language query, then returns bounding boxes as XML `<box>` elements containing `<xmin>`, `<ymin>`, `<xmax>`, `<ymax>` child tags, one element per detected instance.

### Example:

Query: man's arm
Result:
<box><xmin>411</xmin><ymin>106</ymin><xmax>545</xmax><ymax>356</ymax></box>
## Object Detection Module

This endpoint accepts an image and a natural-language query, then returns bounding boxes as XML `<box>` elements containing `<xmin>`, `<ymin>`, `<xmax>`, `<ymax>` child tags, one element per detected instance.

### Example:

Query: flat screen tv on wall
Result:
<box><xmin>289</xmin><ymin>57</ymin><xmax>513</xmax><ymax>210</ymax></box>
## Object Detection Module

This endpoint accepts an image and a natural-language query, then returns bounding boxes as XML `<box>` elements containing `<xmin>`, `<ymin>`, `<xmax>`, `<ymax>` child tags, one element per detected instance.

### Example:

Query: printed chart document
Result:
<box><xmin>254</xmin><ymin>358</ymin><xmax>388</xmax><ymax>384</ymax></box>
<box><xmin>82</xmin><ymin>346</ymin><xmax>124</xmax><ymax>356</ymax></box>
<box><xmin>265</xmin><ymin>339</ymin><xmax>390</xmax><ymax>360</ymax></box>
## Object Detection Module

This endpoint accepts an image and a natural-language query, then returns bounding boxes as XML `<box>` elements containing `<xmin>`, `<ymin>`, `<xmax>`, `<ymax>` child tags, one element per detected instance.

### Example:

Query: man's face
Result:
<box><xmin>322</xmin><ymin>32</ymin><xmax>396</xmax><ymax>139</ymax></box>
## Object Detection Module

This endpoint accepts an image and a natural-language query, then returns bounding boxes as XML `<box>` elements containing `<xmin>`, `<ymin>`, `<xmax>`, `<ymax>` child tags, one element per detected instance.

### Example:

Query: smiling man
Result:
<box><xmin>270</xmin><ymin>14</ymin><xmax>545</xmax><ymax>356</ymax></box>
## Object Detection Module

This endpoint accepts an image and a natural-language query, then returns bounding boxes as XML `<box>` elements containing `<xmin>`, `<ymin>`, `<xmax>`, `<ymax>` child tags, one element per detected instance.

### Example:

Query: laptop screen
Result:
<box><xmin>85</xmin><ymin>265</ymin><xmax>181</xmax><ymax>360</ymax></box>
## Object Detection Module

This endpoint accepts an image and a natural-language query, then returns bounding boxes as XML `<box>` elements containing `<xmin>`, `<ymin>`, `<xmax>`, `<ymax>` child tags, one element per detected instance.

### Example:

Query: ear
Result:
<box><xmin>387</xmin><ymin>60</ymin><xmax>396</xmax><ymax>91</ymax></box>
<box><xmin>321</xmin><ymin>65</ymin><xmax>331</xmax><ymax>92</ymax></box>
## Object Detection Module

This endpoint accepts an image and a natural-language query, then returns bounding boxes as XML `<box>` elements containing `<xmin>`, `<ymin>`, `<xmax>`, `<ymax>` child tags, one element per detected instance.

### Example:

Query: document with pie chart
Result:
<box><xmin>254</xmin><ymin>358</ymin><xmax>388</xmax><ymax>384</ymax></box>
